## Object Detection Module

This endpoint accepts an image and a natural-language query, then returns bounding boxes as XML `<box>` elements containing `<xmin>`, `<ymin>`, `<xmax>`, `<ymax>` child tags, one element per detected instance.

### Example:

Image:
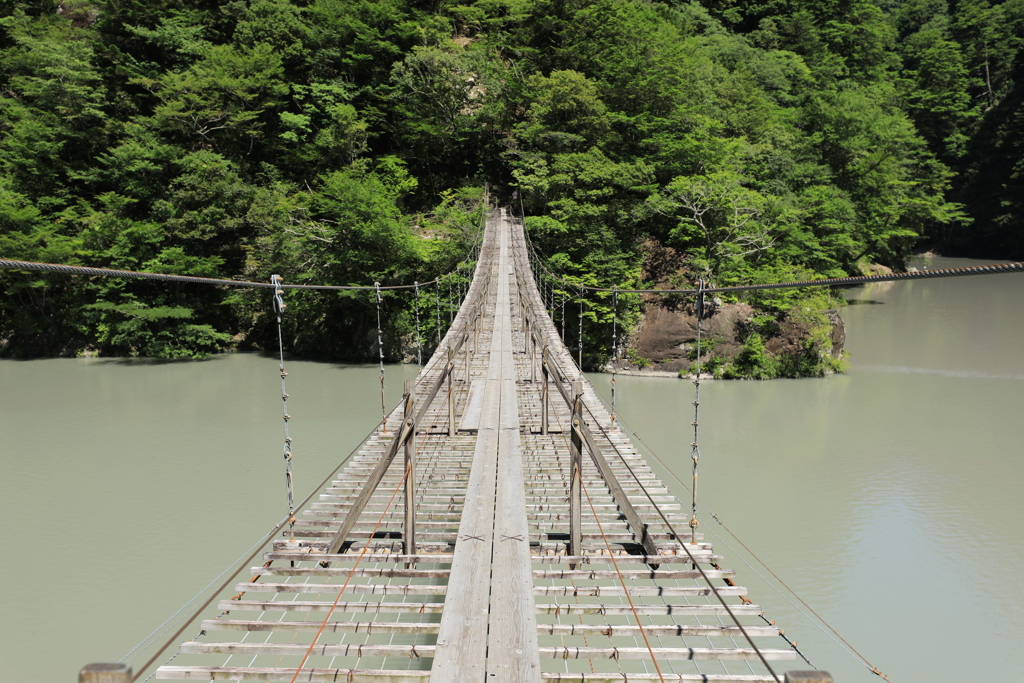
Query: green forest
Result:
<box><xmin>1</xmin><ymin>0</ymin><xmax>1022</xmax><ymax>372</ymax></box>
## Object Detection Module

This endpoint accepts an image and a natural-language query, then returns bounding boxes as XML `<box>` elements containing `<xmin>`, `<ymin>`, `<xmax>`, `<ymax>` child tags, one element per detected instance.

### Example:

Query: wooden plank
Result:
<box><xmin>538</xmin><ymin>624</ymin><xmax>778</xmax><ymax>637</ymax></box>
<box><xmin>201</xmin><ymin>620</ymin><xmax>440</xmax><ymax>634</ymax></box>
<box><xmin>457</xmin><ymin>379</ymin><xmax>486</xmax><ymax>431</ymax></box>
<box><xmin>539</xmin><ymin>675</ymin><xmax>777</xmax><ymax>682</ymax></box>
<box><xmin>250</xmin><ymin>567</ymin><xmax>450</xmax><ymax>578</ymax></box>
<box><xmin>488</xmin><ymin>264</ymin><xmax>541</xmax><ymax>682</ymax></box>
<box><xmin>156</xmin><ymin>668</ymin><xmax>431</xmax><ymax>682</ymax></box>
<box><xmin>324</xmin><ymin>419</ymin><xmax>412</xmax><ymax>555</ymax></box>
<box><xmin>219</xmin><ymin>600</ymin><xmax>445</xmax><ymax>614</ymax></box>
<box><xmin>179</xmin><ymin>643</ymin><xmax>436</xmax><ymax>658</ymax></box>
<box><xmin>429</xmin><ymin>227</ymin><xmax>505</xmax><ymax>683</ymax></box>
<box><xmin>532</xmin><ymin>568</ymin><xmax>734</xmax><ymax>580</ymax></box>
<box><xmin>534</xmin><ymin>603</ymin><xmax>763</xmax><ymax>616</ymax></box>
<box><xmin>234</xmin><ymin>582</ymin><xmax>447</xmax><ymax>595</ymax></box>
<box><xmin>534</xmin><ymin>585</ymin><xmax>746</xmax><ymax>597</ymax></box>
<box><xmin>536</xmin><ymin>647</ymin><xmax>796</xmax><ymax>661</ymax></box>
<box><xmin>574</xmin><ymin>419</ymin><xmax>659</xmax><ymax>558</ymax></box>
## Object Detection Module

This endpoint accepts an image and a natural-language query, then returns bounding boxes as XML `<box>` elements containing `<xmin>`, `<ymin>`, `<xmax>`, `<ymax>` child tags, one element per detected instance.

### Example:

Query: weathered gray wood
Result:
<box><xmin>574</xmin><ymin>417</ymin><xmax>660</xmax><ymax>559</ymax></box>
<box><xmin>534</xmin><ymin>584</ymin><xmax>746</xmax><ymax>596</ymax></box>
<box><xmin>457</xmin><ymin>379</ymin><xmax>486</xmax><ymax>431</ymax></box>
<box><xmin>156</xmin><ymin>667</ymin><xmax>430</xmax><ymax>682</ymax></box>
<box><xmin>540</xmin><ymin>346</ymin><xmax>549</xmax><ymax>435</ymax></box>
<box><xmin>534</xmin><ymin>603</ymin><xmax>763</xmax><ymax>616</ymax></box>
<box><xmin>568</xmin><ymin>381</ymin><xmax>583</xmax><ymax>565</ymax></box>
<box><xmin>234</xmin><ymin>582</ymin><xmax>447</xmax><ymax>595</ymax></box>
<box><xmin>488</xmin><ymin>279</ymin><xmax>541</xmax><ymax>683</ymax></box>
<box><xmin>538</xmin><ymin>675</ymin><xmax>777</xmax><ymax>682</ymax></box>
<box><xmin>201</xmin><ymin>619</ymin><xmax>440</xmax><ymax>634</ymax></box>
<box><xmin>250</xmin><ymin>566</ymin><xmax>450</xmax><ymax>578</ymax></box>
<box><xmin>219</xmin><ymin>600</ymin><xmax>445</xmax><ymax>613</ymax></box>
<box><xmin>446</xmin><ymin>348</ymin><xmax>455</xmax><ymax>437</ymax></box>
<box><xmin>179</xmin><ymin>643</ymin><xmax>436</xmax><ymax>658</ymax></box>
<box><xmin>784</xmin><ymin>673</ymin><xmax>833</xmax><ymax>683</ymax></box>
<box><xmin>531</xmin><ymin>568</ymin><xmax>735</xmax><ymax>580</ymax></box>
<box><xmin>429</xmin><ymin>225</ymin><xmax>506</xmax><ymax>683</ymax></box>
<box><xmin>80</xmin><ymin>663</ymin><xmax>132</xmax><ymax>683</ymax></box>
<box><xmin>535</xmin><ymin>647</ymin><xmax>796</xmax><ymax>661</ymax></box>
<box><xmin>403</xmin><ymin>380</ymin><xmax>416</xmax><ymax>559</ymax></box>
<box><xmin>538</xmin><ymin>624</ymin><xmax>778</xmax><ymax>637</ymax></box>
<box><xmin>324</xmin><ymin>418</ymin><xmax>412</xmax><ymax>555</ymax></box>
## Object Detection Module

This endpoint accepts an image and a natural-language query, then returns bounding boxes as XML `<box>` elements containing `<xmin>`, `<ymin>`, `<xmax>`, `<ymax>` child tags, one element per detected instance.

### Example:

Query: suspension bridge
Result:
<box><xmin>26</xmin><ymin>201</ymin><xmax>1017</xmax><ymax>683</ymax></box>
<box><xmin>67</xmin><ymin>207</ymin><xmax>838</xmax><ymax>683</ymax></box>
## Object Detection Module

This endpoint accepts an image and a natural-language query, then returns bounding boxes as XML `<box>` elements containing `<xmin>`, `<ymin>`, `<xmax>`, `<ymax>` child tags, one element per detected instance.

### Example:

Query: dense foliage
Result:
<box><xmin>0</xmin><ymin>0</ymin><xmax>1021</xmax><ymax>368</ymax></box>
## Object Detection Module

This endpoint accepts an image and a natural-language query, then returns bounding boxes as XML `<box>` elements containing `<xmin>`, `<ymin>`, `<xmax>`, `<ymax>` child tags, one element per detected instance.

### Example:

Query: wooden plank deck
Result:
<box><xmin>154</xmin><ymin>209</ymin><xmax>792</xmax><ymax>683</ymax></box>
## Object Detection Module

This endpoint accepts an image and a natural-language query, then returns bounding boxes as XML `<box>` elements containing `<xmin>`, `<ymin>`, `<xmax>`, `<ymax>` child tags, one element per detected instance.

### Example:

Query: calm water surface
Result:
<box><xmin>2</xmin><ymin>257</ymin><xmax>1022</xmax><ymax>681</ymax></box>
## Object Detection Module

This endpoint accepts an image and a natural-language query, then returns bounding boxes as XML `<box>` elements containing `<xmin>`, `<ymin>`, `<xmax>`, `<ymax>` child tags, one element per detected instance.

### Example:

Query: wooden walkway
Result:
<box><xmin>155</xmin><ymin>209</ymin><xmax>796</xmax><ymax>682</ymax></box>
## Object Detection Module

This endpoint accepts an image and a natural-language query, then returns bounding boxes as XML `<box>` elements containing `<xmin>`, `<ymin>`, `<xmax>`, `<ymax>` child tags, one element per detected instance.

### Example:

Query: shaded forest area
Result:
<box><xmin>1</xmin><ymin>0</ymin><xmax>1021</xmax><ymax>372</ymax></box>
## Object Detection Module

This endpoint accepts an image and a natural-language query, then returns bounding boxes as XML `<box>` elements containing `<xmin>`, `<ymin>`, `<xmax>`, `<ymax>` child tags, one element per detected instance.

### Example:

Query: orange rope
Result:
<box><xmin>289</xmin><ymin>374</ymin><xmax>449</xmax><ymax>682</ymax></box>
<box><xmin>578</xmin><ymin>468</ymin><xmax>665</xmax><ymax>682</ymax></box>
<box><xmin>543</xmin><ymin>376</ymin><xmax>662</xmax><ymax>680</ymax></box>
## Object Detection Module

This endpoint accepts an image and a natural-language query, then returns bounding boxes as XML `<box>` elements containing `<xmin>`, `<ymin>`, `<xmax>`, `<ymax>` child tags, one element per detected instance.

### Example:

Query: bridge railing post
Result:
<box><xmin>447</xmin><ymin>347</ymin><xmax>456</xmax><ymax>437</ymax></box>
<box><xmin>541</xmin><ymin>346</ymin><xmax>550</xmax><ymax>436</ymax></box>
<box><xmin>403</xmin><ymin>379</ymin><xmax>417</xmax><ymax>563</ymax></box>
<box><xmin>568</xmin><ymin>381</ymin><xmax>583</xmax><ymax>568</ymax></box>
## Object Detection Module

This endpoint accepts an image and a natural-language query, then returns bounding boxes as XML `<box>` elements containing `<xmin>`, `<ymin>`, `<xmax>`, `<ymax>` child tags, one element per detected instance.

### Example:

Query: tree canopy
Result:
<box><xmin>1</xmin><ymin>0</ymin><xmax>1020</xmax><ymax>366</ymax></box>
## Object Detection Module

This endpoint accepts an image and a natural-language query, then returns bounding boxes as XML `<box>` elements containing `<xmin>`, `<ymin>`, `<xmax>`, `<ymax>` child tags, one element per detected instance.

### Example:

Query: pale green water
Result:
<box><xmin>2</xmin><ymin>257</ymin><xmax>1022</xmax><ymax>681</ymax></box>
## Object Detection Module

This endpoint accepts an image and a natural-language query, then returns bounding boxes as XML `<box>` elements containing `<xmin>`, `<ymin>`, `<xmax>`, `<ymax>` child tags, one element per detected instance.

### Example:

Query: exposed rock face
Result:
<box><xmin>612</xmin><ymin>240</ymin><xmax>846</xmax><ymax>377</ymax></box>
<box><xmin>621</xmin><ymin>298</ymin><xmax>846</xmax><ymax>376</ymax></box>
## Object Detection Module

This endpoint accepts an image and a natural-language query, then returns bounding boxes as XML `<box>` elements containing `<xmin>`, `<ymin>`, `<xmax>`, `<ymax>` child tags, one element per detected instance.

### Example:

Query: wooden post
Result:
<box><xmin>784</xmin><ymin>673</ymin><xmax>833</xmax><ymax>683</ymax></box>
<box><xmin>464</xmin><ymin>331</ymin><xmax>471</xmax><ymax>382</ymax></box>
<box><xmin>530</xmin><ymin>329</ymin><xmax>537</xmax><ymax>384</ymax></box>
<box><xmin>403</xmin><ymin>380</ymin><xmax>416</xmax><ymax>562</ymax></box>
<box><xmin>541</xmin><ymin>347</ymin><xmax>549</xmax><ymax>435</ymax></box>
<box><xmin>524</xmin><ymin>316</ymin><xmax>530</xmax><ymax>356</ymax></box>
<box><xmin>568</xmin><ymin>381</ymin><xmax>583</xmax><ymax>568</ymax></box>
<box><xmin>447</xmin><ymin>348</ymin><xmax>456</xmax><ymax>437</ymax></box>
<box><xmin>80</xmin><ymin>663</ymin><xmax>131</xmax><ymax>683</ymax></box>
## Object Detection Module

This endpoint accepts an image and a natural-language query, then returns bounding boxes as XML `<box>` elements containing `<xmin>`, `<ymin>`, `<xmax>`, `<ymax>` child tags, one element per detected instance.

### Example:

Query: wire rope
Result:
<box><xmin>414</xmin><ymin>282</ymin><xmax>423</xmax><ymax>369</ymax></box>
<box><xmin>374</xmin><ymin>282</ymin><xmax>387</xmax><ymax>434</ymax></box>
<box><xmin>273</xmin><ymin>276</ymin><xmax>297</xmax><ymax>538</ymax></box>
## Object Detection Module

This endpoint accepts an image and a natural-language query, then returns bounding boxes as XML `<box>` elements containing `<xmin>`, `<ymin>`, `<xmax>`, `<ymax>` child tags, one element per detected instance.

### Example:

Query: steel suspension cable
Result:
<box><xmin>128</xmin><ymin>409</ymin><xmax>390</xmax><ymax>682</ymax></box>
<box><xmin>610</xmin><ymin>407</ymin><xmax>884</xmax><ymax>678</ymax></box>
<box><xmin>578</xmin><ymin>285</ymin><xmax>584</xmax><ymax>369</ymax></box>
<box><xmin>610</xmin><ymin>285</ymin><xmax>618</xmax><ymax>429</ymax></box>
<box><xmin>288</xmin><ymin>382</ymin><xmax>449</xmax><ymax>683</ymax></box>
<box><xmin>561</xmin><ymin>277</ymin><xmax>566</xmax><ymax>342</ymax></box>
<box><xmin>690</xmin><ymin>281</ymin><xmax>703</xmax><ymax>545</ymax></box>
<box><xmin>374</xmin><ymin>282</ymin><xmax>387</xmax><ymax>435</ymax></box>
<box><xmin>272</xmin><ymin>275</ymin><xmax>297</xmax><ymax>538</ymax></box>
<box><xmin>414</xmin><ymin>282</ymin><xmax>423</xmax><ymax>369</ymax></box>
<box><xmin>435</xmin><ymin>281</ymin><xmax>442</xmax><ymax>345</ymax></box>
<box><xmin>578</xmin><ymin>467</ymin><xmax>667</xmax><ymax>683</ymax></box>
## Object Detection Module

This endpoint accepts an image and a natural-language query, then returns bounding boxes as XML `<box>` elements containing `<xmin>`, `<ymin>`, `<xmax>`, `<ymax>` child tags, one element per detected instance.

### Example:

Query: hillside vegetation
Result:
<box><xmin>1</xmin><ymin>0</ymin><xmax>1021</xmax><ymax>370</ymax></box>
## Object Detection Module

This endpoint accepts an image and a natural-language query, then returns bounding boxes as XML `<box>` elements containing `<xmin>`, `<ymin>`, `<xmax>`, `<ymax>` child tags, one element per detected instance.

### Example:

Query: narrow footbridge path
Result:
<box><xmin>154</xmin><ymin>209</ymin><xmax>796</xmax><ymax>682</ymax></box>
